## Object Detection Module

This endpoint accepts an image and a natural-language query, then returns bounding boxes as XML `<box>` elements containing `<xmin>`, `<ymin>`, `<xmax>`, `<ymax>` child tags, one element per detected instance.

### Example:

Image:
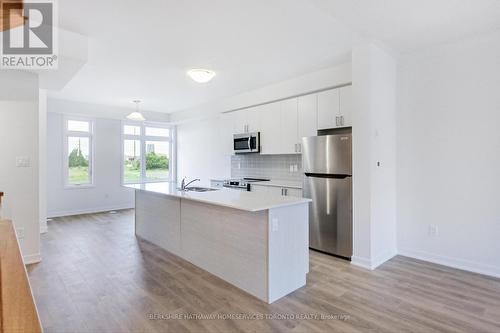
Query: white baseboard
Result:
<box><xmin>47</xmin><ymin>204</ymin><xmax>134</xmax><ymax>218</ymax></box>
<box><xmin>399</xmin><ymin>248</ymin><xmax>500</xmax><ymax>279</ymax></box>
<box><xmin>351</xmin><ymin>249</ymin><xmax>397</xmax><ymax>270</ymax></box>
<box><xmin>23</xmin><ymin>253</ymin><xmax>41</xmax><ymax>265</ymax></box>
<box><xmin>372</xmin><ymin>249</ymin><xmax>397</xmax><ymax>269</ymax></box>
<box><xmin>351</xmin><ymin>256</ymin><xmax>373</xmax><ymax>270</ymax></box>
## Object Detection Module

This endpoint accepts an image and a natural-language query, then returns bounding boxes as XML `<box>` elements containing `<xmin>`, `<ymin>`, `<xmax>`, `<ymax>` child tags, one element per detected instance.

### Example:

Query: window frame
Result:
<box><xmin>121</xmin><ymin>121</ymin><xmax>175</xmax><ymax>184</ymax></box>
<box><xmin>63</xmin><ymin>115</ymin><xmax>95</xmax><ymax>189</ymax></box>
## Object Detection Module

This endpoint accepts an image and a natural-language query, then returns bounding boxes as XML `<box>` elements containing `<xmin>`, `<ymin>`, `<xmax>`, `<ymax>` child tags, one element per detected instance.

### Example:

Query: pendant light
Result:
<box><xmin>127</xmin><ymin>100</ymin><xmax>146</xmax><ymax>121</ymax></box>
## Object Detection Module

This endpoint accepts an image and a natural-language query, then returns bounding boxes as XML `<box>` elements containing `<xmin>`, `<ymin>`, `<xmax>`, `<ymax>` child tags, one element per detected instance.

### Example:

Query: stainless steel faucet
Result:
<box><xmin>180</xmin><ymin>177</ymin><xmax>200</xmax><ymax>190</ymax></box>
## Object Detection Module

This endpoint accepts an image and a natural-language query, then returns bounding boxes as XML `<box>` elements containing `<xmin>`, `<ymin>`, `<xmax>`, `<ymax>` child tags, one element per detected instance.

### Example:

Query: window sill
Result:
<box><xmin>64</xmin><ymin>185</ymin><xmax>95</xmax><ymax>190</ymax></box>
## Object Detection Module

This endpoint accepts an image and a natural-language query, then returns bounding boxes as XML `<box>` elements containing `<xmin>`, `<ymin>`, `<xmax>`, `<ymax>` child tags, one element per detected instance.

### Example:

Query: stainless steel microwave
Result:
<box><xmin>233</xmin><ymin>132</ymin><xmax>260</xmax><ymax>154</ymax></box>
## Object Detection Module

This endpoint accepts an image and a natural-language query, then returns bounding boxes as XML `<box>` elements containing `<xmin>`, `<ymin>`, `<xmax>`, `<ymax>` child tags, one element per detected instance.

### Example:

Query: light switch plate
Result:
<box><xmin>16</xmin><ymin>227</ymin><xmax>25</xmax><ymax>239</ymax></box>
<box><xmin>272</xmin><ymin>218</ymin><xmax>279</xmax><ymax>232</ymax></box>
<box><xmin>16</xmin><ymin>156</ymin><xmax>30</xmax><ymax>167</ymax></box>
<box><xmin>428</xmin><ymin>225</ymin><xmax>438</xmax><ymax>236</ymax></box>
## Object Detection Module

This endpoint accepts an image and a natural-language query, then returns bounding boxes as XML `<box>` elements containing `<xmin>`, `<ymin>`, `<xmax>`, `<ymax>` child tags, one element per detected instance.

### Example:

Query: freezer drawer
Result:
<box><xmin>303</xmin><ymin>175</ymin><xmax>352</xmax><ymax>258</ymax></box>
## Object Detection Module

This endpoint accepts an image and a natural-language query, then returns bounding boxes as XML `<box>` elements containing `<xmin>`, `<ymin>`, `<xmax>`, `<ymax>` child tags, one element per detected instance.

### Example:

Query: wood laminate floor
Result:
<box><xmin>28</xmin><ymin>210</ymin><xmax>500</xmax><ymax>333</ymax></box>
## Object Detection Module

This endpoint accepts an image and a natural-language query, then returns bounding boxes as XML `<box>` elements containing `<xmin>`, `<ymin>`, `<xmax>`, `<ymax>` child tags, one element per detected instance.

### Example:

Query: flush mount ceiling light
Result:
<box><xmin>187</xmin><ymin>69</ymin><xmax>216</xmax><ymax>83</ymax></box>
<box><xmin>127</xmin><ymin>100</ymin><xmax>146</xmax><ymax>121</ymax></box>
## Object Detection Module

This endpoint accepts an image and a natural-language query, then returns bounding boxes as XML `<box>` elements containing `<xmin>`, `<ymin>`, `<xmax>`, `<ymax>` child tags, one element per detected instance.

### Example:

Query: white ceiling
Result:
<box><xmin>49</xmin><ymin>0</ymin><xmax>500</xmax><ymax>114</ymax></box>
<box><xmin>311</xmin><ymin>0</ymin><xmax>500</xmax><ymax>52</ymax></box>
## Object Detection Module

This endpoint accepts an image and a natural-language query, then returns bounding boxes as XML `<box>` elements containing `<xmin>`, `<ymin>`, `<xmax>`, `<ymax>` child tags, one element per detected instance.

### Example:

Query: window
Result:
<box><xmin>122</xmin><ymin>122</ymin><xmax>174</xmax><ymax>184</ymax></box>
<box><xmin>64</xmin><ymin>117</ymin><xmax>94</xmax><ymax>187</ymax></box>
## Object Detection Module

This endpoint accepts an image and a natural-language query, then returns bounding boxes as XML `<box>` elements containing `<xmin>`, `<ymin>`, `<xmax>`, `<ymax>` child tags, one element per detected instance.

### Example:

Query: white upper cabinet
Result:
<box><xmin>260</xmin><ymin>99</ymin><xmax>300</xmax><ymax>155</ymax></box>
<box><xmin>298</xmin><ymin>94</ymin><xmax>318</xmax><ymax>141</ymax></box>
<box><xmin>231</xmin><ymin>110</ymin><xmax>247</xmax><ymax>134</ymax></box>
<box><xmin>317</xmin><ymin>85</ymin><xmax>352</xmax><ymax>129</ymax></box>
<box><xmin>226</xmin><ymin>84</ymin><xmax>352</xmax><ymax>155</ymax></box>
<box><xmin>317</xmin><ymin>88</ymin><xmax>340</xmax><ymax>130</ymax></box>
<box><xmin>246</xmin><ymin>106</ymin><xmax>261</xmax><ymax>133</ymax></box>
<box><xmin>231</xmin><ymin>107</ymin><xmax>261</xmax><ymax>134</ymax></box>
<box><xmin>281</xmin><ymin>98</ymin><xmax>299</xmax><ymax>154</ymax></box>
<box><xmin>259</xmin><ymin>102</ymin><xmax>282</xmax><ymax>155</ymax></box>
<box><xmin>339</xmin><ymin>85</ymin><xmax>352</xmax><ymax>127</ymax></box>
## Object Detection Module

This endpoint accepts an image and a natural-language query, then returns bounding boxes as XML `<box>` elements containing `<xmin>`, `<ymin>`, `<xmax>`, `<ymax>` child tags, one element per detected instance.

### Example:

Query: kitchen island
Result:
<box><xmin>125</xmin><ymin>182</ymin><xmax>311</xmax><ymax>303</ymax></box>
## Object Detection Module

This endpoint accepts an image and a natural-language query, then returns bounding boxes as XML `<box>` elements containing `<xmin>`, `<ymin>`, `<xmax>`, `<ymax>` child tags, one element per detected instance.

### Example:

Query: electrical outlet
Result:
<box><xmin>272</xmin><ymin>218</ymin><xmax>279</xmax><ymax>232</ymax></box>
<box><xmin>16</xmin><ymin>227</ymin><xmax>25</xmax><ymax>239</ymax></box>
<box><xmin>428</xmin><ymin>225</ymin><xmax>438</xmax><ymax>236</ymax></box>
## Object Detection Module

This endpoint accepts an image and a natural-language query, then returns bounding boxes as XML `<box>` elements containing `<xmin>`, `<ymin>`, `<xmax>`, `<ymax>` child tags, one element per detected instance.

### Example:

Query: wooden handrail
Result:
<box><xmin>0</xmin><ymin>220</ymin><xmax>42</xmax><ymax>333</ymax></box>
<box><xmin>0</xmin><ymin>1</ymin><xmax>25</xmax><ymax>32</ymax></box>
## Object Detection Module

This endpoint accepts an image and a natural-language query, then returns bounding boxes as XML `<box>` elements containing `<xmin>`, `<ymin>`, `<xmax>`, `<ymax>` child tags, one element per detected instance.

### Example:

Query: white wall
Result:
<box><xmin>47</xmin><ymin>98</ymin><xmax>171</xmax><ymax>123</ymax></box>
<box><xmin>397</xmin><ymin>30</ymin><xmax>500</xmax><ymax>277</ymax></box>
<box><xmin>47</xmin><ymin>112</ymin><xmax>134</xmax><ymax>217</ymax></box>
<box><xmin>39</xmin><ymin>90</ymin><xmax>48</xmax><ymax>233</ymax></box>
<box><xmin>177</xmin><ymin>116</ymin><xmax>231</xmax><ymax>186</ymax></box>
<box><xmin>0</xmin><ymin>71</ymin><xmax>41</xmax><ymax>263</ymax></box>
<box><xmin>175</xmin><ymin>63</ymin><xmax>352</xmax><ymax>186</ymax></box>
<box><xmin>351</xmin><ymin>42</ymin><xmax>398</xmax><ymax>269</ymax></box>
<box><xmin>172</xmin><ymin>63</ymin><xmax>352</xmax><ymax>123</ymax></box>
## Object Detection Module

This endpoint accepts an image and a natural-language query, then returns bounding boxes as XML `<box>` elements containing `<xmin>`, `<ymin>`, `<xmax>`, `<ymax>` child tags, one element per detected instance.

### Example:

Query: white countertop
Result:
<box><xmin>125</xmin><ymin>182</ymin><xmax>311</xmax><ymax>212</ymax></box>
<box><xmin>253</xmin><ymin>180</ymin><xmax>303</xmax><ymax>189</ymax></box>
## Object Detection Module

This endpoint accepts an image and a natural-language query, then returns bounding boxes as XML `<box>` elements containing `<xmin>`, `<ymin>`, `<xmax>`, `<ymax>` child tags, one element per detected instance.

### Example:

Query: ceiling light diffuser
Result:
<box><xmin>187</xmin><ymin>69</ymin><xmax>216</xmax><ymax>83</ymax></box>
<box><xmin>127</xmin><ymin>100</ymin><xmax>146</xmax><ymax>121</ymax></box>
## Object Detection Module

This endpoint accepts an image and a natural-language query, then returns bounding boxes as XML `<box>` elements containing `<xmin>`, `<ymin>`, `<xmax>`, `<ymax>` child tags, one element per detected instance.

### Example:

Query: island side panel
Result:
<box><xmin>135</xmin><ymin>190</ymin><xmax>182</xmax><ymax>256</ymax></box>
<box><xmin>180</xmin><ymin>199</ymin><xmax>269</xmax><ymax>302</ymax></box>
<box><xmin>267</xmin><ymin>203</ymin><xmax>309</xmax><ymax>303</ymax></box>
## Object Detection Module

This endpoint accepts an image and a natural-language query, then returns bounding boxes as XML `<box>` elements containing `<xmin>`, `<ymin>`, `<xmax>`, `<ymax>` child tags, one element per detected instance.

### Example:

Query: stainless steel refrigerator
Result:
<box><xmin>302</xmin><ymin>134</ymin><xmax>352</xmax><ymax>258</ymax></box>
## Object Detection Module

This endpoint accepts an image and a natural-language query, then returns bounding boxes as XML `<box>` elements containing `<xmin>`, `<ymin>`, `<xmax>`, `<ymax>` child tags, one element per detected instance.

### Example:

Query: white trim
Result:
<box><xmin>371</xmin><ymin>249</ymin><xmax>397</xmax><ymax>269</ymax></box>
<box><xmin>399</xmin><ymin>248</ymin><xmax>500</xmax><ymax>279</ymax></box>
<box><xmin>40</xmin><ymin>222</ymin><xmax>48</xmax><ymax>234</ymax></box>
<box><xmin>47</xmin><ymin>204</ymin><xmax>134</xmax><ymax>218</ymax></box>
<box><xmin>121</xmin><ymin>121</ymin><xmax>174</xmax><ymax>184</ymax></box>
<box><xmin>350</xmin><ymin>249</ymin><xmax>397</xmax><ymax>270</ymax></box>
<box><xmin>350</xmin><ymin>256</ymin><xmax>373</xmax><ymax>270</ymax></box>
<box><xmin>63</xmin><ymin>115</ymin><xmax>95</xmax><ymax>188</ymax></box>
<box><xmin>63</xmin><ymin>184</ymin><xmax>96</xmax><ymax>190</ymax></box>
<box><xmin>23</xmin><ymin>253</ymin><xmax>42</xmax><ymax>265</ymax></box>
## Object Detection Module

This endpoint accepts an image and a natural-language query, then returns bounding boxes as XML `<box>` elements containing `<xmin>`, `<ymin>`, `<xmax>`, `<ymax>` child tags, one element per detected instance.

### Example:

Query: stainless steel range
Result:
<box><xmin>223</xmin><ymin>178</ymin><xmax>270</xmax><ymax>191</ymax></box>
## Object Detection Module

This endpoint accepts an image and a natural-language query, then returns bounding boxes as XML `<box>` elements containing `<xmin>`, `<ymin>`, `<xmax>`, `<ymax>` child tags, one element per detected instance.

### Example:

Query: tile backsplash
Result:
<box><xmin>231</xmin><ymin>154</ymin><xmax>302</xmax><ymax>181</ymax></box>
